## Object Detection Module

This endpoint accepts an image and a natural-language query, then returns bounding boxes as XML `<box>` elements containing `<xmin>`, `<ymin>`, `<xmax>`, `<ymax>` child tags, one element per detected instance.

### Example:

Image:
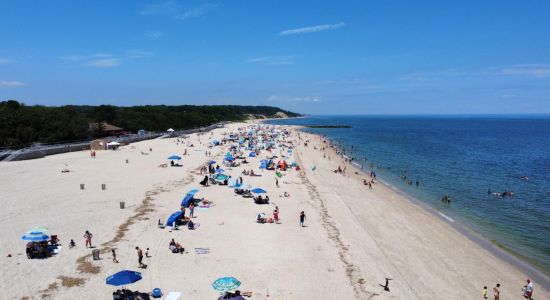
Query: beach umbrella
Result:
<box><xmin>212</xmin><ymin>277</ymin><xmax>241</xmax><ymax>292</ymax></box>
<box><xmin>107</xmin><ymin>141</ymin><xmax>120</xmax><ymax>146</ymax></box>
<box><xmin>29</xmin><ymin>226</ymin><xmax>48</xmax><ymax>232</ymax></box>
<box><xmin>168</xmin><ymin>155</ymin><xmax>182</xmax><ymax>160</ymax></box>
<box><xmin>21</xmin><ymin>231</ymin><xmax>49</xmax><ymax>242</ymax></box>
<box><xmin>167</xmin><ymin>128</ymin><xmax>175</xmax><ymax>132</ymax></box>
<box><xmin>106</xmin><ymin>270</ymin><xmax>142</xmax><ymax>286</ymax></box>
<box><xmin>208</xmin><ymin>160</ymin><xmax>217</xmax><ymax>165</ymax></box>
<box><xmin>251</xmin><ymin>188</ymin><xmax>267</xmax><ymax>194</ymax></box>
<box><xmin>166</xmin><ymin>211</ymin><xmax>183</xmax><ymax>227</ymax></box>
<box><xmin>236</xmin><ymin>183</ymin><xmax>251</xmax><ymax>190</ymax></box>
<box><xmin>181</xmin><ymin>189</ymin><xmax>200</xmax><ymax>207</ymax></box>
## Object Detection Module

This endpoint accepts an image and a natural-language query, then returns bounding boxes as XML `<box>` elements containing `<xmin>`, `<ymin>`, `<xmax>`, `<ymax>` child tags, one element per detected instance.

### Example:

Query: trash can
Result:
<box><xmin>120</xmin><ymin>201</ymin><xmax>125</xmax><ymax>209</ymax></box>
<box><xmin>101</xmin><ymin>184</ymin><xmax>106</xmax><ymax>190</ymax></box>
<box><xmin>80</xmin><ymin>184</ymin><xmax>85</xmax><ymax>190</ymax></box>
<box><xmin>92</xmin><ymin>249</ymin><xmax>100</xmax><ymax>260</ymax></box>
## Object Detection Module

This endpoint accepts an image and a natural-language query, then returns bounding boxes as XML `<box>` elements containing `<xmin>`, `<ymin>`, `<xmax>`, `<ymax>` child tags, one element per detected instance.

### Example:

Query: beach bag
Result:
<box><xmin>151</xmin><ymin>288</ymin><xmax>162</xmax><ymax>298</ymax></box>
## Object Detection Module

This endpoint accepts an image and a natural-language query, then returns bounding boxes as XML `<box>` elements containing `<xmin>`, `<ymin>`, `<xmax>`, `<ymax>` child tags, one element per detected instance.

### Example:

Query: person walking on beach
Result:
<box><xmin>111</xmin><ymin>249</ymin><xmax>119</xmax><ymax>263</ymax></box>
<box><xmin>83</xmin><ymin>231</ymin><xmax>93</xmax><ymax>248</ymax></box>
<box><xmin>493</xmin><ymin>283</ymin><xmax>500</xmax><ymax>300</ymax></box>
<box><xmin>300</xmin><ymin>211</ymin><xmax>306</xmax><ymax>227</ymax></box>
<box><xmin>136</xmin><ymin>246</ymin><xmax>146</xmax><ymax>268</ymax></box>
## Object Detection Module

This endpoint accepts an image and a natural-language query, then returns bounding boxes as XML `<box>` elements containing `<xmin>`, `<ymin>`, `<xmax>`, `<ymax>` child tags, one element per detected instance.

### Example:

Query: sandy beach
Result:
<box><xmin>0</xmin><ymin>122</ymin><xmax>548</xmax><ymax>300</ymax></box>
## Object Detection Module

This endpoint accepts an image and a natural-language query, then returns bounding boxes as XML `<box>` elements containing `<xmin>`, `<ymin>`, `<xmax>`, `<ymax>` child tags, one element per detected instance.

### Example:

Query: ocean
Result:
<box><xmin>266</xmin><ymin>115</ymin><xmax>550</xmax><ymax>275</ymax></box>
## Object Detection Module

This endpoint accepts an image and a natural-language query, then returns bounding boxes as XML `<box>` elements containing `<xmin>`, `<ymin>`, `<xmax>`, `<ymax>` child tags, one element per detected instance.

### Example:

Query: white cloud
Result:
<box><xmin>60</xmin><ymin>51</ymin><xmax>152</xmax><ymax>68</ymax></box>
<box><xmin>0</xmin><ymin>58</ymin><xmax>14</xmax><ymax>65</ymax></box>
<box><xmin>279</xmin><ymin>22</ymin><xmax>345</xmax><ymax>36</ymax></box>
<box><xmin>86</xmin><ymin>58</ymin><xmax>122</xmax><ymax>68</ymax></box>
<box><xmin>145</xmin><ymin>31</ymin><xmax>164</xmax><ymax>39</ymax></box>
<box><xmin>268</xmin><ymin>95</ymin><xmax>321</xmax><ymax>102</ymax></box>
<box><xmin>247</xmin><ymin>56</ymin><xmax>295</xmax><ymax>65</ymax></box>
<box><xmin>496</xmin><ymin>64</ymin><xmax>550</xmax><ymax>77</ymax></box>
<box><xmin>139</xmin><ymin>1</ymin><xmax>220</xmax><ymax>20</ymax></box>
<box><xmin>0</xmin><ymin>80</ymin><xmax>26</xmax><ymax>88</ymax></box>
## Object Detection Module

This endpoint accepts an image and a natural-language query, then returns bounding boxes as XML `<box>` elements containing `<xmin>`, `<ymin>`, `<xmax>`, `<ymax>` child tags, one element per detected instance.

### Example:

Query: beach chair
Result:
<box><xmin>50</xmin><ymin>235</ymin><xmax>59</xmax><ymax>245</ymax></box>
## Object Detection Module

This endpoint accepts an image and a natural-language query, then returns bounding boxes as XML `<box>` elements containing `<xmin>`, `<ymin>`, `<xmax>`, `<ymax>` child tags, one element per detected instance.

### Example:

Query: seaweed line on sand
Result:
<box><xmin>296</xmin><ymin>155</ymin><xmax>376</xmax><ymax>299</ymax></box>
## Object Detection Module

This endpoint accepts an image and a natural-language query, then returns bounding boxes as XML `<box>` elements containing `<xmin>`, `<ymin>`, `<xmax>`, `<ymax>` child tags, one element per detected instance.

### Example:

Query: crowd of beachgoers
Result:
<box><xmin>0</xmin><ymin>122</ymin><xmax>547</xmax><ymax>299</ymax></box>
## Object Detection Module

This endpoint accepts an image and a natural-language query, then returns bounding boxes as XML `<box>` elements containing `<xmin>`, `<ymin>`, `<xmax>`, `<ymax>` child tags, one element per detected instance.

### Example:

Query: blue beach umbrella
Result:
<box><xmin>21</xmin><ymin>231</ymin><xmax>49</xmax><ymax>242</ymax></box>
<box><xmin>106</xmin><ymin>270</ymin><xmax>142</xmax><ymax>286</ymax></box>
<box><xmin>250</xmin><ymin>188</ymin><xmax>267</xmax><ymax>194</ymax></box>
<box><xmin>168</xmin><ymin>155</ymin><xmax>182</xmax><ymax>160</ymax></box>
<box><xmin>208</xmin><ymin>160</ymin><xmax>217</xmax><ymax>165</ymax></box>
<box><xmin>212</xmin><ymin>277</ymin><xmax>241</xmax><ymax>292</ymax></box>
<box><xmin>181</xmin><ymin>189</ymin><xmax>200</xmax><ymax>207</ymax></box>
<box><xmin>166</xmin><ymin>211</ymin><xmax>183</xmax><ymax>227</ymax></box>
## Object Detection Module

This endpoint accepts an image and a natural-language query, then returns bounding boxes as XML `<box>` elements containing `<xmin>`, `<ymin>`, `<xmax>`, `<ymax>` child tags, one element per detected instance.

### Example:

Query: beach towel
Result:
<box><xmin>164</xmin><ymin>291</ymin><xmax>181</xmax><ymax>300</ymax></box>
<box><xmin>195</xmin><ymin>247</ymin><xmax>210</xmax><ymax>254</ymax></box>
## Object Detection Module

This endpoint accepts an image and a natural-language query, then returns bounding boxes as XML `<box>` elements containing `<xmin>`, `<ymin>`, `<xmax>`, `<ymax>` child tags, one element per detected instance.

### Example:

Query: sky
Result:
<box><xmin>1</xmin><ymin>0</ymin><xmax>550</xmax><ymax>115</ymax></box>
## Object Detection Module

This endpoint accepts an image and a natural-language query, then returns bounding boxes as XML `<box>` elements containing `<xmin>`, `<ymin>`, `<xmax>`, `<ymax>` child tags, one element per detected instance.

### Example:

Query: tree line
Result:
<box><xmin>0</xmin><ymin>100</ymin><xmax>300</xmax><ymax>148</ymax></box>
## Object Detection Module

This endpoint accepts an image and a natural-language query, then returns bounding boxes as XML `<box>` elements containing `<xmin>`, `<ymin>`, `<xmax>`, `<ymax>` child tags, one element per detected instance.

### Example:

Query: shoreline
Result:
<box><xmin>287</xmin><ymin>123</ymin><xmax>550</xmax><ymax>294</ymax></box>
<box><xmin>1</xmin><ymin>121</ymin><xmax>548</xmax><ymax>299</ymax></box>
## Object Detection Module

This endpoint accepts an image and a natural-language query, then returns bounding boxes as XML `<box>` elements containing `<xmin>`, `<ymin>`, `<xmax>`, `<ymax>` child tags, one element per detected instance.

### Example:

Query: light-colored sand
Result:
<box><xmin>0</xmin><ymin>122</ymin><xmax>547</xmax><ymax>300</ymax></box>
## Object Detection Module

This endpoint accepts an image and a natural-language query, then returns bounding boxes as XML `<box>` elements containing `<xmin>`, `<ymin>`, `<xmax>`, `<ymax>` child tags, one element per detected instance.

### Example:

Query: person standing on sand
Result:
<box><xmin>275</xmin><ymin>177</ymin><xmax>279</xmax><ymax>188</ymax></box>
<box><xmin>112</xmin><ymin>249</ymin><xmax>119</xmax><ymax>263</ymax></box>
<box><xmin>189</xmin><ymin>203</ymin><xmax>195</xmax><ymax>218</ymax></box>
<box><xmin>136</xmin><ymin>246</ymin><xmax>145</xmax><ymax>268</ymax></box>
<box><xmin>493</xmin><ymin>283</ymin><xmax>500</xmax><ymax>300</ymax></box>
<box><xmin>273</xmin><ymin>208</ymin><xmax>279</xmax><ymax>224</ymax></box>
<box><xmin>83</xmin><ymin>231</ymin><xmax>93</xmax><ymax>248</ymax></box>
<box><xmin>300</xmin><ymin>211</ymin><xmax>306</xmax><ymax>227</ymax></box>
<box><xmin>482</xmin><ymin>286</ymin><xmax>488</xmax><ymax>299</ymax></box>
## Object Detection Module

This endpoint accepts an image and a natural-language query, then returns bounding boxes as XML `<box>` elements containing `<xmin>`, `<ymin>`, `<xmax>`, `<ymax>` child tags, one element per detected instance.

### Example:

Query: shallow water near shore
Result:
<box><xmin>267</xmin><ymin>115</ymin><xmax>550</xmax><ymax>276</ymax></box>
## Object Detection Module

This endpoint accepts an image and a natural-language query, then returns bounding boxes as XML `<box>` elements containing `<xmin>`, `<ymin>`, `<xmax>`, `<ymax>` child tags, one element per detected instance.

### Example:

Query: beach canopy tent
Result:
<box><xmin>21</xmin><ymin>231</ymin><xmax>49</xmax><ymax>242</ymax></box>
<box><xmin>212</xmin><ymin>277</ymin><xmax>241</xmax><ymax>292</ymax></box>
<box><xmin>251</xmin><ymin>188</ymin><xmax>267</xmax><ymax>194</ymax></box>
<box><xmin>181</xmin><ymin>189</ymin><xmax>200</xmax><ymax>207</ymax></box>
<box><xmin>168</xmin><ymin>155</ymin><xmax>182</xmax><ymax>160</ymax></box>
<box><xmin>167</xmin><ymin>128</ymin><xmax>175</xmax><ymax>132</ymax></box>
<box><xmin>166</xmin><ymin>211</ymin><xmax>183</xmax><ymax>227</ymax></box>
<box><xmin>106</xmin><ymin>270</ymin><xmax>142</xmax><ymax>286</ymax></box>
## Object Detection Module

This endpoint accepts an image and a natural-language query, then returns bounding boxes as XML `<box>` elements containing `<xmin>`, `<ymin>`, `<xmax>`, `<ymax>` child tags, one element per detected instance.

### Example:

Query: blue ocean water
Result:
<box><xmin>267</xmin><ymin>115</ymin><xmax>550</xmax><ymax>275</ymax></box>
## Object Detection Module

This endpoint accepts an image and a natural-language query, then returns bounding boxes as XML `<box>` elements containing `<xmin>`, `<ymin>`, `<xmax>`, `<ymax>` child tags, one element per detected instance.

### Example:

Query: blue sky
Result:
<box><xmin>1</xmin><ymin>0</ymin><xmax>549</xmax><ymax>114</ymax></box>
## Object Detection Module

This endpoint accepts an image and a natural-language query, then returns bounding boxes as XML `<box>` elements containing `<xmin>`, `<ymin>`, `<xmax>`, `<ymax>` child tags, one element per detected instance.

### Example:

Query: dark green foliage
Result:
<box><xmin>0</xmin><ymin>100</ymin><xmax>300</xmax><ymax>148</ymax></box>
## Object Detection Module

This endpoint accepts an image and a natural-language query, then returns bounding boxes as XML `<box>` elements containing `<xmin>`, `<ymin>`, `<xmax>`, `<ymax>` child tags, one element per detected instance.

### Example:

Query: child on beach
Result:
<box><xmin>482</xmin><ymin>286</ymin><xmax>488</xmax><ymax>299</ymax></box>
<box><xmin>112</xmin><ymin>249</ymin><xmax>119</xmax><ymax>263</ymax></box>
<box><xmin>273</xmin><ymin>209</ymin><xmax>279</xmax><ymax>224</ymax></box>
<box><xmin>493</xmin><ymin>283</ymin><xmax>500</xmax><ymax>300</ymax></box>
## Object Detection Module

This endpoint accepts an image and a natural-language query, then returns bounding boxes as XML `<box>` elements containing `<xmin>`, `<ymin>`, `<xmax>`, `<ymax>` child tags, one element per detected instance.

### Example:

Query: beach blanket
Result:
<box><xmin>164</xmin><ymin>292</ymin><xmax>182</xmax><ymax>300</ymax></box>
<box><xmin>195</xmin><ymin>247</ymin><xmax>210</xmax><ymax>254</ymax></box>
